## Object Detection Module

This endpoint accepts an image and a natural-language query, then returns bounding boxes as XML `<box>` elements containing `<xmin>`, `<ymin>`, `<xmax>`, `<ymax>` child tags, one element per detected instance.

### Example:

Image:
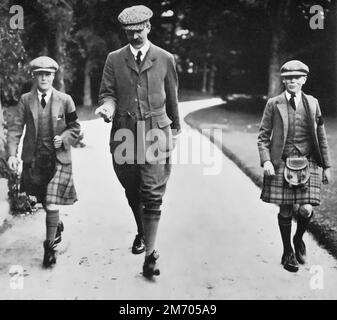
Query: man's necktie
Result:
<box><xmin>41</xmin><ymin>93</ymin><xmax>46</xmax><ymax>109</ymax></box>
<box><xmin>289</xmin><ymin>94</ymin><xmax>296</xmax><ymax>111</ymax></box>
<box><xmin>136</xmin><ymin>51</ymin><xmax>142</xmax><ymax>66</ymax></box>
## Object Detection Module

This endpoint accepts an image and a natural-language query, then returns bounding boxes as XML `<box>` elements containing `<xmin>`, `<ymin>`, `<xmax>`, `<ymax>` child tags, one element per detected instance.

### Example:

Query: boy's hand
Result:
<box><xmin>53</xmin><ymin>135</ymin><xmax>63</xmax><ymax>149</ymax></box>
<box><xmin>263</xmin><ymin>160</ymin><xmax>275</xmax><ymax>177</ymax></box>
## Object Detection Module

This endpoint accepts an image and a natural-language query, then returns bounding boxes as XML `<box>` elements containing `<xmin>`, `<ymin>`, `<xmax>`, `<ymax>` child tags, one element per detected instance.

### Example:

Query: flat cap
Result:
<box><xmin>30</xmin><ymin>56</ymin><xmax>59</xmax><ymax>73</ymax></box>
<box><xmin>118</xmin><ymin>5</ymin><xmax>153</xmax><ymax>30</ymax></box>
<box><xmin>280</xmin><ymin>60</ymin><xmax>309</xmax><ymax>77</ymax></box>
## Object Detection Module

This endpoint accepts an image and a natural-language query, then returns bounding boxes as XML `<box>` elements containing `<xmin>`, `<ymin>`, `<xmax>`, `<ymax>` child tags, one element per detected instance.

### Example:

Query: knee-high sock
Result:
<box><xmin>294</xmin><ymin>212</ymin><xmax>313</xmax><ymax>242</ymax></box>
<box><xmin>278</xmin><ymin>214</ymin><xmax>293</xmax><ymax>254</ymax></box>
<box><xmin>45</xmin><ymin>209</ymin><xmax>59</xmax><ymax>242</ymax></box>
<box><xmin>142</xmin><ymin>208</ymin><xmax>161</xmax><ymax>256</ymax></box>
<box><xmin>131</xmin><ymin>202</ymin><xmax>144</xmax><ymax>236</ymax></box>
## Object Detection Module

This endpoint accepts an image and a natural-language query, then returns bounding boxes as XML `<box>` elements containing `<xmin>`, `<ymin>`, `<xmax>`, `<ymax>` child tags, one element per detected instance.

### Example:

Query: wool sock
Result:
<box><xmin>142</xmin><ymin>208</ymin><xmax>161</xmax><ymax>256</ymax></box>
<box><xmin>294</xmin><ymin>211</ymin><xmax>313</xmax><ymax>242</ymax></box>
<box><xmin>278</xmin><ymin>214</ymin><xmax>293</xmax><ymax>254</ymax></box>
<box><xmin>45</xmin><ymin>209</ymin><xmax>59</xmax><ymax>242</ymax></box>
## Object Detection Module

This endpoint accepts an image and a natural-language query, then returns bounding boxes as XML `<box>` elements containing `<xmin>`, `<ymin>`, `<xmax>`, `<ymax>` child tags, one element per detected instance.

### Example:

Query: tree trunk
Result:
<box><xmin>0</xmin><ymin>96</ymin><xmax>6</xmax><ymax>158</ymax></box>
<box><xmin>208</xmin><ymin>63</ymin><xmax>216</xmax><ymax>95</ymax></box>
<box><xmin>267</xmin><ymin>0</ymin><xmax>290</xmax><ymax>98</ymax></box>
<box><xmin>83</xmin><ymin>59</ymin><xmax>92</xmax><ymax>107</ymax></box>
<box><xmin>54</xmin><ymin>26</ymin><xmax>66</xmax><ymax>92</ymax></box>
<box><xmin>268</xmin><ymin>32</ymin><xmax>283</xmax><ymax>97</ymax></box>
<box><xmin>201</xmin><ymin>61</ymin><xmax>208</xmax><ymax>93</ymax></box>
<box><xmin>334</xmin><ymin>2</ymin><xmax>337</xmax><ymax>116</ymax></box>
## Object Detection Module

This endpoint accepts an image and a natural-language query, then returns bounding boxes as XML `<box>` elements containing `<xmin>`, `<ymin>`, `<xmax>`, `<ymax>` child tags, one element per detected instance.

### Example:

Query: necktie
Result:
<box><xmin>136</xmin><ymin>51</ymin><xmax>142</xmax><ymax>66</ymax></box>
<box><xmin>289</xmin><ymin>94</ymin><xmax>296</xmax><ymax>111</ymax></box>
<box><xmin>41</xmin><ymin>93</ymin><xmax>46</xmax><ymax>109</ymax></box>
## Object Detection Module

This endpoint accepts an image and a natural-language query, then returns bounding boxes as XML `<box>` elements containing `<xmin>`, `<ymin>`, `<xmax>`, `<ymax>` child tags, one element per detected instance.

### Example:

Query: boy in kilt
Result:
<box><xmin>257</xmin><ymin>60</ymin><xmax>331</xmax><ymax>273</ymax></box>
<box><xmin>7</xmin><ymin>56</ymin><xmax>81</xmax><ymax>268</ymax></box>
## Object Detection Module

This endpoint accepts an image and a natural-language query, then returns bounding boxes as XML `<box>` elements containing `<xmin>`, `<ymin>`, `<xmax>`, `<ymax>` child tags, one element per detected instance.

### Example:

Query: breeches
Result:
<box><xmin>112</xmin><ymin>157</ymin><xmax>171</xmax><ymax>210</ymax></box>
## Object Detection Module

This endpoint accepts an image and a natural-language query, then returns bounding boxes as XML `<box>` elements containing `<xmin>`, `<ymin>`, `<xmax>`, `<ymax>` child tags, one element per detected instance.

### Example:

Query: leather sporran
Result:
<box><xmin>284</xmin><ymin>156</ymin><xmax>310</xmax><ymax>188</ymax></box>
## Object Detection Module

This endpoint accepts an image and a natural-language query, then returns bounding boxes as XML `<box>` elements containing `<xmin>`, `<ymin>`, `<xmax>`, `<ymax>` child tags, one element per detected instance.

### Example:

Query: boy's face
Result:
<box><xmin>33</xmin><ymin>71</ymin><xmax>55</xmax><ymax>92</ymax></box>
<box><xmin>125</xmin><ymin>26</ymin><xmax>150</xmax><ymax>49</ymax></box>
<box><xmin>282</xmin><ymin>75</ymin><xmax>307</xmax><ymax>94</ymax></box>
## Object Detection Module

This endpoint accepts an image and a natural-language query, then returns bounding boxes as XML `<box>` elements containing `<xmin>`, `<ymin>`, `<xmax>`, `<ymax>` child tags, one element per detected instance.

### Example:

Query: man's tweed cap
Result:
<box><xmin>118</xmin><ymin>5</ymin><xmax>153</xmax><ymax>30</ymax></box>
<box><xmin>30</xmin><ymin>56</ymin><xmax>59</xmax><ymax>73</ymax></box>
<box><xmin>280</xmin><ymin>60</ymin><xmax>309</xmax><ymax>77</ymax></box>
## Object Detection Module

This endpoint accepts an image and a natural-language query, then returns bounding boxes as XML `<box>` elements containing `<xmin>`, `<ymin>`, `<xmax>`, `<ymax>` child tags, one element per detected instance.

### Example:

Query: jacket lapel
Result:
<box><xmin>124</xmin><ymin>46</ymin><xmax>139</xmax><ymax>74</ymax></box>
<box><xmin>275</xmin><ymin>92</ymin><xmax>289</xmax><ymax>141</ymax></box>
<box><xmin>139</xmin><ymin>44</ymin><xmax>156</xmax><ymax>74</ymax></box>
<box><xmin>28</xmin><ymin>90</ymin><xmax>39</xmax><ymax>139</ymax></box>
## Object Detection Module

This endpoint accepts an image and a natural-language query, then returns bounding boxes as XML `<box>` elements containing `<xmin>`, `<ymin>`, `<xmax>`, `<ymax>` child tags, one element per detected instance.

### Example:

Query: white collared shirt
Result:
<box><xmin>37</xmin><ymin>88</ymin><xmax>53</xmax><ymax>105</ymax></box>
<box><xmin>285</xmin><ymin>91</ymin><xmax>301</xmax><ymax>109</ymax></box>
<box><xmin>130</xmin><ymin>40</ymin><xmax>150</xmax><ymax>63</ymax></box>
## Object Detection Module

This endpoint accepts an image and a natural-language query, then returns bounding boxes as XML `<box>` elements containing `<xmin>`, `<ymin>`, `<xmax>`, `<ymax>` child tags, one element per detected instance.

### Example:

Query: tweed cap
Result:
<box><xmin>118</xmin><ymin>5</ymin><xmax>153</xmax><ymax>30</ymax></box>
<box><xmin>280</xmin><ymin>60</ymin><xmax>309</xmax><ymax>77</ymax></box>
<box><xmin>30</xmin><ymin>56</ymin><xmax>59</xmax><ymax>73</ymax></box>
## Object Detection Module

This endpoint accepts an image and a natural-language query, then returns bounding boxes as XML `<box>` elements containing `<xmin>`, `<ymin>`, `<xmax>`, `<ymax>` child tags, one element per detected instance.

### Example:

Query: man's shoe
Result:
<box><xmin>43</xmin><ymin>240</ymin><xmax>57</xmax><ymax>268</ymax></box>
<box><xmin>132</xmin><ymin>234</ymin><xmax>145</xmax><ymax>254</ymax></box>
<box><xmin>293</xmin><ymin>236</ymin><xmax>306</xmax><ymax>264</ymax></box>
<box><xmin>143</xmin><ymin>250</ymin><xmax>160</xmax><ymax>278</ymax></box>
<box><xmin>281</xmin><ymin>251</ymin><xmax>299</xmax><ymax>272</ymax></box>
<box><xmin>54</xmin><ymin>221</ymin><xmax>64</xmax><ymax>245</ymax></box>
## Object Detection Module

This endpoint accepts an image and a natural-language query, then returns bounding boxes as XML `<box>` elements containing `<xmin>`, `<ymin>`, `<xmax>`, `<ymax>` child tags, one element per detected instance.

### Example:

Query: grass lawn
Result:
<box><xmin>185</xmin><ymin>97</ymin><xmax>337</xmax><ymax>258</ymax></box>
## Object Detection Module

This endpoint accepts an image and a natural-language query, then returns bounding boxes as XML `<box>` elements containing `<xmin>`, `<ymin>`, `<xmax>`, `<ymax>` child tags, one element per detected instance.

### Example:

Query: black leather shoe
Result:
<box><xmin>281</xmin><ymin>251</ymin><xmax>299</xmax><ymax>272</ymax></box>
<box><xmin>43</xmin><ymin>240</ymin><xmax>57</xmax><ymax>268</ymax></box>
<box><xmin>132</xmin><ymin>234</ymin><xmax>145</xmax><ymax>254</ymax></box>
<box><xmin>143</xmin><ymin>250</ymin><xmax>160</xmax><ymax>278</ymax></box>
<box><xmin>54</xmin><ymin>221</ymin><xmax>64</xmax><ymax>245</ymax></box>
<box><xmin>293</xmin><ymin>236</ymin><xmax>306</xmax><ymax>264</ymax></box>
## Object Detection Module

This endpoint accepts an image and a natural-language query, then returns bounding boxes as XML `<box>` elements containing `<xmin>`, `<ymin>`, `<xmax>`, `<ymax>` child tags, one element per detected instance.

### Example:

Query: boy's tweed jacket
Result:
<box><xmin>257</xmin><ymin>91</ymin><xmax>331</xmax><ymax>170</ymax></box>
<box><xmin>6</xmin><ymin>88</ymin><xmax>81</xmax><ymax>163</ymax></box>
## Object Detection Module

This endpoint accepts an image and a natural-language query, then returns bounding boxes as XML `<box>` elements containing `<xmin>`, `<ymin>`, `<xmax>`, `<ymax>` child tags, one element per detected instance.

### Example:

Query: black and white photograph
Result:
<box><xmin>0</xmin><ymin>0</ymin><xmax>337</xmax><ymax>304</ymax></box>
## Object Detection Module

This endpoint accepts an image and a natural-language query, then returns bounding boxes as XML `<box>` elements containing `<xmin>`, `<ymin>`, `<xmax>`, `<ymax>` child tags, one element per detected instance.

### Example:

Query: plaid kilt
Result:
<box><xmin>261</xmin><ymin>157</ymin><xmax>321</xmax><ymax>206</ymax></box>
<box><xmin>46</xmin><ymin>161</ymin><xmax>77</xmax><ymax>205</ymax></box>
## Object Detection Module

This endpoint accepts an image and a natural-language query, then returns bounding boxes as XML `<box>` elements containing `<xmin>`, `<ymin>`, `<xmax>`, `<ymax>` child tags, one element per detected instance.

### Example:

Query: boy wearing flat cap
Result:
<box><xmin>7</xmin><ymin>56</ymin><xmax>81</xmax><ymax>268</ymax></box>
<box><xmin>96</xmin><ymin>5</ymin><xmax>181</xmax><ymax>278</ymax></box>
<box><xmin>258</xmin><ymin>60</ymin><xmax>331</xmax><ymax>272</ymax></box>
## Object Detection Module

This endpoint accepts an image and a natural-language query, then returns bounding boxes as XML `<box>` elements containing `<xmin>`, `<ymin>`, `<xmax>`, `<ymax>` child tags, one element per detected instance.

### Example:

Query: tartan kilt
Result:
<box><xmin>45</xmin><ymin>161</ymin><xmax>77</xmax><ymax>205</ymax></box>
<box><xmin>261</xmin><ymin>157</ymin><xmax>321</xmax><ymax>206</ymax></box>
<box><xmin>21</xmin><ymin>160</ymin><xmax>77</xmax><ymax>205</ymax></box>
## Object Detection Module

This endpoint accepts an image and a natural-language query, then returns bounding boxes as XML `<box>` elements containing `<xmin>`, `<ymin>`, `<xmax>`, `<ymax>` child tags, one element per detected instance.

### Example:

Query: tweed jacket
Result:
<box><xmin>257</xmin><ymin>91</ymin><xmax>331</xmax><ymax>169</ymax></box>
<box><xmin>7</xmin><ymin>88</ymin><xmax>81</xmax><ymax>164</ymax></box>
<box><xmin>99</xmin><ymin>42</ymin><xmax>181</xmax><ymax>162</ymax></box>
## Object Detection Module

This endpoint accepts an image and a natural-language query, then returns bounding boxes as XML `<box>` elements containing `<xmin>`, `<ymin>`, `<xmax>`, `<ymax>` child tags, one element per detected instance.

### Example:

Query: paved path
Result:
<box><xmin>1</xmin><ymin>98</ymin><xmax>337</xmax><ymax>299</ymax></box>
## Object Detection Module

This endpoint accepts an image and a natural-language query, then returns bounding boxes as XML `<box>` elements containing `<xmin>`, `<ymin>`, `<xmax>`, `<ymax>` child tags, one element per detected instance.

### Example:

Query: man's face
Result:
<box><xmin>34</xmin><ymin>71</ymin><xmax>55</xmax><ymax>92</ymax></box>
<box><xmin>282</xmin><ymin>75</ymin><xmax>307</xmax><ymax>94</ymax></box>
<box><xmin>125</xmin><ymin>26</ymin><xmax>150</xmax><ymax>49</ymax></box>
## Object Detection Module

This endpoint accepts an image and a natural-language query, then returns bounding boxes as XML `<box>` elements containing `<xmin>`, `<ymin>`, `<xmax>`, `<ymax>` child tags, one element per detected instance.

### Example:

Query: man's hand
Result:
<box><xmin>322</xmin><ymin>168</ymin><xmax>331</xmax><ymax>185</ymax></box>
<box><xmin>263</xmin><ymin>160</ymin><xmax>275</xmax><ymax>177</ymax></box>
<box><xmin>8</xmin><ymin>156</ymin><xmax>19</xmax><ymax>172</ymax></box>
<box><xmin>95</xmin><ymin>105</ymin><xmax>113</xmax><ymax>123</ymax></box>
<box><xmin>53</xmin><ymin>135</ymin><xmax>63</xmax><ymax>149</ymax></box>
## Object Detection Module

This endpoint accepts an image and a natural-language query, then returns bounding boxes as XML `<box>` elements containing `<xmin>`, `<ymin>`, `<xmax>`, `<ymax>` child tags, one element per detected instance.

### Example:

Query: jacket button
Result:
<box><xmin>131</xmin><ymin>112</ymin><xmax>135</xmax><ymax>116</ymax></box>
<box><xmin>134</xmin><ymin>98</ymin><xmax>138</xmax><ymax>102</ymax></box>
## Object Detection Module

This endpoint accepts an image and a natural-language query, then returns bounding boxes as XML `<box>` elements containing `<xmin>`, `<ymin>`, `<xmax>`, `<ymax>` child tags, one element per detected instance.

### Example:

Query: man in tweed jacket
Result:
<box><xmin>7</xmin><ymin>56</ymin><xmax>81</xmax><ymax>268</ymax></box>
<box><xmin>257</xmin><ymin>60</ymin><xmax>331</xmax><ymax>273</ymax></box>
<box><xmin>96</xmin><ymin>5</ymin><xmax>180</xmax><ymax>278</ymax></box>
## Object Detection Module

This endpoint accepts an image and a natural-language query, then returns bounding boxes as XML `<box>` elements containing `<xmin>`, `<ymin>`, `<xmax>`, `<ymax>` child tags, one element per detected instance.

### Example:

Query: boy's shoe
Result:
<box><xmin>43</xmin><ymin>240</ymin><xmax>57</xmax><ymax>268</ymax></box>
<box><xmin>281</xmin><ymin>251</ymin><xmax>299</xmax><ymax>272</ymax></box>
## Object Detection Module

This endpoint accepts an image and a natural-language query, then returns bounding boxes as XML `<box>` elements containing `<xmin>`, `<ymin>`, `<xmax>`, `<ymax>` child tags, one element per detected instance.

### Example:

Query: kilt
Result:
<box><xmin>46</xmin><ymin>161</ymin><xmax>77</xmax><ymax>205</ymax></box>
<box><xmin>21</xmin><ymin>160</ymin><xmax>77</xmax><ymax>205</ymax></box>
<box><xmin>261</xmin><ymin>157</ymin><xmax>321</xmax><ymax>206</ymax></box>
